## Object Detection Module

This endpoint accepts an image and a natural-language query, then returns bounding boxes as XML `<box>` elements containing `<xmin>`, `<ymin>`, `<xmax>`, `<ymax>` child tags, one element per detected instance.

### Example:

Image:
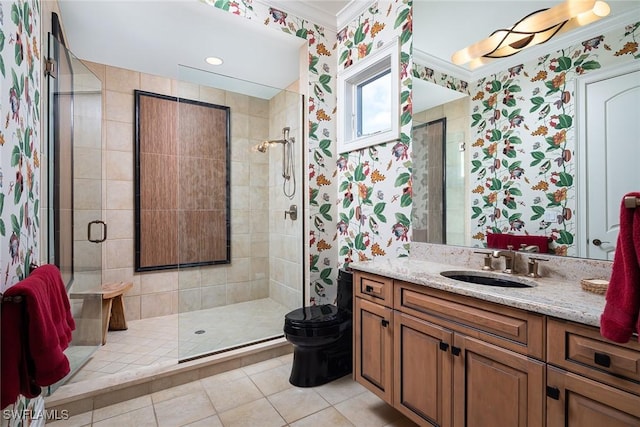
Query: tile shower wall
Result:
<box><xmin>202</xmin><ymin>0</ymin><xmax>341</xmax><ymax>306</ymax></box>
<box><xmin>85</xmin><ymin>61</ymin><xmax>282</xmax><ymax>320</ymax></box>
<box><xmin>71</xmin><ymin>86</ymin><xmax>103</xmax><ymax>292</ymax></box>
<box><xmin>268</xmin><ymin>90</ymin><xmax>303</xmax><ymax>310</ymax></box>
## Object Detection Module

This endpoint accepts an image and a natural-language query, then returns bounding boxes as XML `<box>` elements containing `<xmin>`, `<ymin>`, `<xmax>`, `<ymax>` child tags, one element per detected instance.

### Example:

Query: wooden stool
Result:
<box><xmin>100</xmin><ymin>282</ymin><xmax>133</xmax><ymax>345</ymax></box>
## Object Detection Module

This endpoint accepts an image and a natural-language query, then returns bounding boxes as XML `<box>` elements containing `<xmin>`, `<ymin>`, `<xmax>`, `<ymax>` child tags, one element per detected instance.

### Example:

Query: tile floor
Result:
<box><xmin>65</xmin><ymin>298</ymin><xmax>289</xmax><ymax>385</ymax></box>
<box><xmin>50</xmin><ymin>353</ymin><xmax>417</xmax><ymax>427</ymax></box>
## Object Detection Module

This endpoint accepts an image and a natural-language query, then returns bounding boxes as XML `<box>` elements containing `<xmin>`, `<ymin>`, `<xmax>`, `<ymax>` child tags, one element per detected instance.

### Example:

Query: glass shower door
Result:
<box><xmin>175</xmin><ymin>65</ymin><xmax>305</xmax><ymax>361</ymax></box>
<box><xmin>46</xmin><ymin>33</ymin><xmax>104</xmax><ymax>389</ymax></box>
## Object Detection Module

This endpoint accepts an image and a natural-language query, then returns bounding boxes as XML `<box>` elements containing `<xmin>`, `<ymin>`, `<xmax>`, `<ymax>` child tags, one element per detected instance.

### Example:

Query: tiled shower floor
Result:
<box><xmin>66</xmin><ymin>298</ymin><xmax>290</xmax><ymax>384</ymax></box>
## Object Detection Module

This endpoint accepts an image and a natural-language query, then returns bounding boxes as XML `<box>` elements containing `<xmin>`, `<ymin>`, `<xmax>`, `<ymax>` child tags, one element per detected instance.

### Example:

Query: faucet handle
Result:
<box><xmin>519</xmin><ymin>244</ymin><xmax>540</xmax><ymax>253</ymax></box>
<box><xmin>529</xmin><ymin>256</ymin><xmax>548</xmax><ymax>263</ymax></box>
<box><xmin>474</xmin><ymin>251</ymin><xmax>494</xmax><ymax>271</ymax></box>
<box><xmin>526</xmin><ymin>257</ymin><xmax>548</xmax><ymax>278</ymax></box>
<box><xmin>506</xmin><ymin>245</ymin><xmax>514</xmax><ymax>251</ymax></box>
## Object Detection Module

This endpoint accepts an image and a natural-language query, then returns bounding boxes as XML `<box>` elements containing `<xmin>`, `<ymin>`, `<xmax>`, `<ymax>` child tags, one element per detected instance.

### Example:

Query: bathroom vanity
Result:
<box><xmin>350</xmin><ymin>258</ymin><xmax>640</xmax><ymax>427</ymax></box>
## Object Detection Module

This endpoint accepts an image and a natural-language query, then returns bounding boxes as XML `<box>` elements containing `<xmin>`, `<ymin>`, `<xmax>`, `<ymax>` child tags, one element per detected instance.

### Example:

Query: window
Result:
<box><xmin>357</xmin><ymin>68</ymin><xmax>392</xmax><ymax>137</ymax></box>
<box><xmin>338</xmin><ymin>38</ymin><xmax>400</xmax><ymax>153</ymax></box>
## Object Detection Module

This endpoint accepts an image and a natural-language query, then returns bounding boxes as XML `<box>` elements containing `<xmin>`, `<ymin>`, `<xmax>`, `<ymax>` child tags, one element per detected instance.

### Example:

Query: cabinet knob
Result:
<box><xmin>365</xmin><ymin>285</ymin><xmax>374</xmax><ymax>292</ymax></box>
<box><xmin>381</xmin><ymin>319</ymin><xmax>389</xmax><ymax>327</ymax></box>
<box><xmin>451</xmin><ymin>346</ymin><xmax>461</xmax><ymax>356</ymax></box>
<box><xmin>546</xmin><ymin>386</ymin><xmax>560</xmax><ymax>400</ymax></box>
<box><xmin>594</xmin><ymin>352</ymin><xmax>611</xmax><ymax>368</ymax></box>
<box><xmin>439</xmin><ymin>342</ymin><xmax>449</xmax><ymax>352</ymax></box>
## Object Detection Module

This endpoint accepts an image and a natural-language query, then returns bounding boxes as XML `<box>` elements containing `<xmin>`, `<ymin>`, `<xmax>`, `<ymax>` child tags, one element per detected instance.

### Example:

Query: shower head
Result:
<box><xmin>256</xmin><ymin>141</ymin><xmax>270</xmax><ymax>153</ymax></box>
<box><xmin>255</xmin><ymin>139</ymin><xmax>287</xmax><ymax>153</ymax></box>
<box><xmin>254</xmin><ymin>127</ymin><xmax>293</xmax><ymax>153</ymax></box>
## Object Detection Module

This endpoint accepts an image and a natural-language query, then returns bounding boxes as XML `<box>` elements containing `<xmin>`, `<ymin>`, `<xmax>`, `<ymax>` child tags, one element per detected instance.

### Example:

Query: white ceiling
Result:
<box><xmin>57</xmin><ymin>0</ymin><xmax>640</xmax><ymax>105</ymax></box>
<box><xmin>57</xmin><ymin>0</ymin><xmax>307</xmax><ymax>98</ymax></box>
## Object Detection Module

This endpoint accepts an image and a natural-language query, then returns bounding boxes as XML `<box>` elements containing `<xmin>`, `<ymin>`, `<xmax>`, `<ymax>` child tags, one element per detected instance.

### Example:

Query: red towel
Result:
<box><xmin>1</xmin><ymin>265</ymin><xmax>75</xmax><ymax>409</ymax></box>
<box><xmin>486</xmin><ymin>232</ymin><xmax>549</xmax><ymax>254</ymax></box>
<box><xmin>600</xmin><ymin>193</ymin><xmax>640</xmax><ymax>343</ymax></box>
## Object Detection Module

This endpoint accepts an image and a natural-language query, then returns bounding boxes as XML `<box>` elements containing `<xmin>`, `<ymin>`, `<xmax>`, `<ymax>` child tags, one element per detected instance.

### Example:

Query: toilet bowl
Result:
<box><xmin>283</xmin><ymin>269</ymin><xmax>353</xmax><ymax>387</ymax></box>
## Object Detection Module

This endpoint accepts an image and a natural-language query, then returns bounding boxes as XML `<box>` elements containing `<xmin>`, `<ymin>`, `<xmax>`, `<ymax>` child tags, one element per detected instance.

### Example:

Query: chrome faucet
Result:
<box><xmin>492</xmin><ymin>245</ymin><xmax>516</xmax><ymax>274</ymax></box>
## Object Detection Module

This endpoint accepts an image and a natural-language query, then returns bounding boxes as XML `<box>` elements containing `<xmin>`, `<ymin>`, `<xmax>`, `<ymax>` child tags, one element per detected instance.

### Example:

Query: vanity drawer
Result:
<box><xmin>395</xmin><ymin>281</ymin><xmax>544</xmax><ymax>358</ymax></box>
<box><xmin>547</xmin><ymin>318</ymin><xmax>640</xmax><ymax>396</ymax></box>
<box><xmin>354</xmin><ymin>272</ymin><xmax>393</xmax><ymax>307</ymax></box>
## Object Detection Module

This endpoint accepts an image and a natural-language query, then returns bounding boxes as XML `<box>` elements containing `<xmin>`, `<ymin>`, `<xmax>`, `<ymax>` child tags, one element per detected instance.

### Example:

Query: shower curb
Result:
<box><xmin>45</xmin><ymin>338</ymin><xmax>292</xmax><ymax>417</ymax></box>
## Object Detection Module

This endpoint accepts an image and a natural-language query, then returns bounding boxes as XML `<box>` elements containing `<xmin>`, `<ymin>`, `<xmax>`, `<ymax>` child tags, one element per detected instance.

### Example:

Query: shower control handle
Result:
<box><xmin>284</xmin><ymin>205</ymin><xmax>298</xmax><ymax>221</ymax></box>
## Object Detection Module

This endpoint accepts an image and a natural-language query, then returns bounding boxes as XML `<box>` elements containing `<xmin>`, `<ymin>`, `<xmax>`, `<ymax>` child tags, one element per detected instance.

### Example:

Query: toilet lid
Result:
<box><xmin>285</xmin><ymin>304</ymin><xmax>349</xmax><ymax>328</ymax></box>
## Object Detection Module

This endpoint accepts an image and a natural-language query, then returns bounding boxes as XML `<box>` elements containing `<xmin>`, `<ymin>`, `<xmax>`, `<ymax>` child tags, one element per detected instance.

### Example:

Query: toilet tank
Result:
<box><xmin>336</xmin><ymin>269</ymin><xmax>353</xmax><ymax>313</ymax></box>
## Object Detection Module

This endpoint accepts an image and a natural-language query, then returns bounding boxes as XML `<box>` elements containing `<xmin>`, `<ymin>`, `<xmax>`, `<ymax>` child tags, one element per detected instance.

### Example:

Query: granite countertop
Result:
<box><xmin>350</xmin><ymin>258</ymin><xmax>606</xmax><ymax>328</ymax></box>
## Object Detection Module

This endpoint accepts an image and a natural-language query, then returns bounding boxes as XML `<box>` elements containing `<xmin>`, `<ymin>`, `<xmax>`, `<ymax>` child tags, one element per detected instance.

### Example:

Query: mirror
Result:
<box><xmin>412</xmin><ymin>15</ymin><xmax>640</xmax><ymax>260</ymax></box>
<box><xmin>412</xmin><ymin>80</ymin><xmax>469</xmax><ymax>249</ymax></box>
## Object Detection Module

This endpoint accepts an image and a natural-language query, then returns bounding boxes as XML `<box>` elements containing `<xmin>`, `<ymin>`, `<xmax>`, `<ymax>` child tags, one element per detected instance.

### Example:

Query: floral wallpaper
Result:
<box><xmin>203</xmin><ymin>0</ymin><xmax>415</xmax><ymax>303</ymax></box>
<box><xmin>335</xmin><ymin>0</ymin><xmax>413</xmax><ymax>270</ymax></box>
<box><xmin>412</xmin><ymin>62</ymin><xmax>470</xmax><ymax>96</ymax></box>
<box><xmin>1</xmin><ymin>0</ymin><xmax>41</xmax><ymax>292</ymax></box>
<box><xmin>469</xmin><ymin>21</ymin><xmax>640</xmax><ymax>256</ymax></box>
<box><xmin>202</xmin><ymin>0</ymin><xmax>340</xmax><ymax>304</ymax></box>
<box><xmin>0</xmin><ymin>0</ymin><xmax>42</xmax><ymax>420</ymax></box>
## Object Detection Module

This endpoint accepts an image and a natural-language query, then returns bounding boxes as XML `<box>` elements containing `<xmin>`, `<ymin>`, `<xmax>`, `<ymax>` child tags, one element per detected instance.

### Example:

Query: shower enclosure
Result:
<box><xmin>45</xmin><ymin>59</ymin><xmax>305</xmax><ymax>389</ymax></box>
<box><xmin>46</xmin><ymin>31</ymin><xmax>104</xmax><ymax>391</ymax></box>
<box><xmin>173</xmin><ymin>65</ymin><xmax>305</xmax><ymax>361</ymax></box>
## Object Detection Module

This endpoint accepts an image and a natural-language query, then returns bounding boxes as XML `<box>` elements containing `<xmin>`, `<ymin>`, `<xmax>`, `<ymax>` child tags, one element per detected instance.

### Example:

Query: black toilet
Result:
<box><xmin>283</xmin><ymin>269</ymin><xmax>353</xmax><ymax>387</ymax></box>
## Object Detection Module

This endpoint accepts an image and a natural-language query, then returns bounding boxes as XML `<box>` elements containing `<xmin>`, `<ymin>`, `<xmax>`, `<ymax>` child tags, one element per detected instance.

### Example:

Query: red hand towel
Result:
<box><xmin>600</xmin><ymin>193</ymin><xmax>640</xmax><ymax>343</ymax></box>
<box><xmin>1</xmin><ymin>265</ymin><xmax>75</xmax><ymax>409</ymax></box>
<box><xmin>487</xmin><ymin>232</ymin><xmax>549</xmax><ymax>254</ymax></box>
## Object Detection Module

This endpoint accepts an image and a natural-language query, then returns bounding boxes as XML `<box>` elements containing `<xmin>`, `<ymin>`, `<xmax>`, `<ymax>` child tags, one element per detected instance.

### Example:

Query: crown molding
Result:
<box><xmin>336</xmin><ymin>1</ymin><xmax>371</xmax><ymax>31</ymax></box>
<box><xmin>412</xmin><ymin>48</ymin><xmax>473</xmax><ymax>82</ymax></box>
<box><xmin>263</xmin><ymin>0</ymin><xmax>339</xmax><ymax>31</ymax></box>
<box><xmin>468</xmin><ymin>7</ymin><xmax>640</xmax><ymax>80</ymax></box>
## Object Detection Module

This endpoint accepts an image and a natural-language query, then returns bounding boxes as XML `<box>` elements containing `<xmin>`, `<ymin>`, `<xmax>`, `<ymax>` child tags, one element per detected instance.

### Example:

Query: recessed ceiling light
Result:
<box><xmin>205</xmin><ymin>56</ymin><xmax>223</xmax><ymax>66</ymax></box>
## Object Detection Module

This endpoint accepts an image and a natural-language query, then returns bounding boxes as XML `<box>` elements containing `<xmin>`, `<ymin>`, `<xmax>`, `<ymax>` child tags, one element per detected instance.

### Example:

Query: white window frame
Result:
<box><xmin>337</xmin><ymin>38</ymin><xmax>400</xmax><ymax>154</ymax></box>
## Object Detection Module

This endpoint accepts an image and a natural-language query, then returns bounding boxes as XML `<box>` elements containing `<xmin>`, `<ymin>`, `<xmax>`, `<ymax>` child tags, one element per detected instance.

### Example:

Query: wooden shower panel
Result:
<box><xmin>135</xmin><ymin>91</ymin><xmax>230</xmax><ymax>271</ymax></box>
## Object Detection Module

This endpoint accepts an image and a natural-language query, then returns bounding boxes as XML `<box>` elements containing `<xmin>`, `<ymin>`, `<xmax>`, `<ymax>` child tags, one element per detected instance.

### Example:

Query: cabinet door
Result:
<box><xmin>547</xmin><ymin>366</ymin><xmax>640</xmax><ymax>427</ymax></box>
<box><xmin>394</xmin><ymin>312</ymin><xmax>453</xmax><ymax>427</ymax></box>
<box><xmin>453</xmin><ymin>335</ymin><xmax>545</xmax><ymax>427</ymax></box>
<box><xmin>355</xmin><ymin>297</ymin><xmax>394</xmax><ymax>403</ymax></box>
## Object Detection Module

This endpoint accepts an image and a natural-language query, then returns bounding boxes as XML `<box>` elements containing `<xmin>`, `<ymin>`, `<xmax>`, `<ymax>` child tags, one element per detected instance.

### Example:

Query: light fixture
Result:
<box><xmin>452</xmin><ymin>0</ymin><xmax>611</xmax><ymax>69</ymax></box>
<box><xmin>205</xmin><ymin>56</ymin><xmax>223</xmax><ymax>66</ymax></box>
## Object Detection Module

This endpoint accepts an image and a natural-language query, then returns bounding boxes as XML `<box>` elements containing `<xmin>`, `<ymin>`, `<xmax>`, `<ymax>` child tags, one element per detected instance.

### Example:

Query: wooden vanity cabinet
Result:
<box><xmin>546</xmin><ymin>367</ymin><xmax>640</xmax><ymax>427</ymax></box>
<box><xmin>393</xmin><ymin>280</ymin><xmax>544</xmax><ymax>427</ymax></box>
<box><xmin>394</xmin><ymin>311</ymin><xmax>453</xmax><ymax>426</ymax></box>
<box><xmin>546</xmin><ymin>318</ymin><xmax>640</xmax><ymax>426</ymax></box>
<box><xmin>354</xmin><ymin>272</ymin><xmax>394</xmax><ymax>403</ymax></box>
<box><xmin>354</xmin><ymin>271</ymin><xmax>639</xmax><ymax>427</ymax></box>
<box><xmin>452</xmin><ymin>334</ymin><xmax>544</xmax><ymax>427</ymax></box>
